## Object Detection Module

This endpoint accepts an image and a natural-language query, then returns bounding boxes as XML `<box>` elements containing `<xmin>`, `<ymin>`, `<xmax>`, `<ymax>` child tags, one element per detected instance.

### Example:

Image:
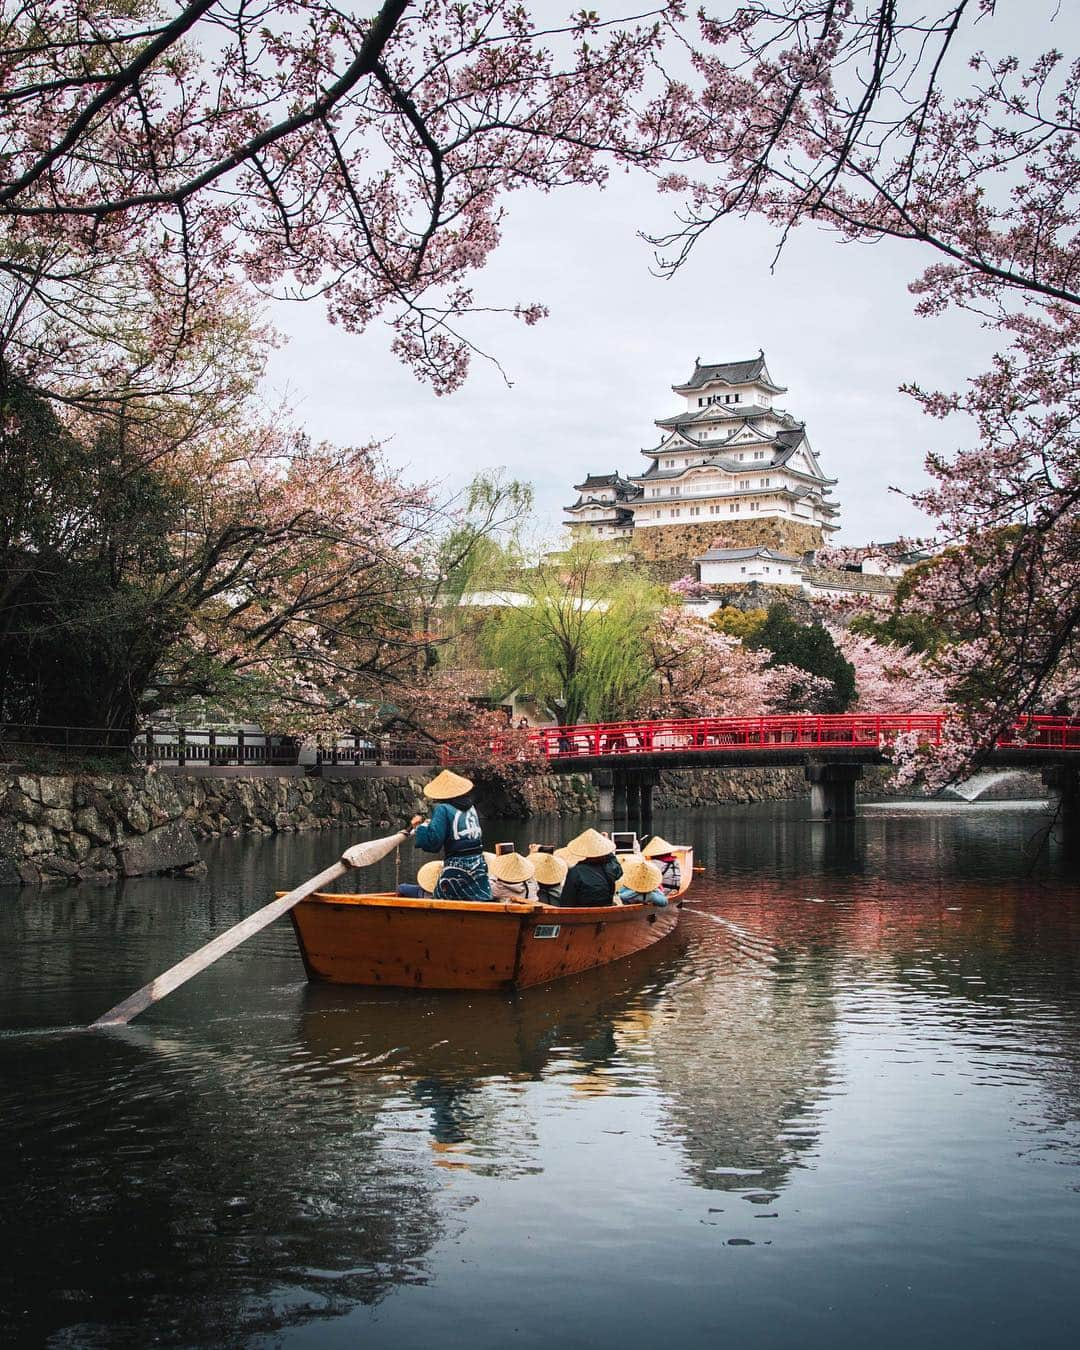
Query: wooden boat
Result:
<box><xmin>283</xmin><ymin>845</ymin><xmax>693</xmax><ymax>992</ymax></box>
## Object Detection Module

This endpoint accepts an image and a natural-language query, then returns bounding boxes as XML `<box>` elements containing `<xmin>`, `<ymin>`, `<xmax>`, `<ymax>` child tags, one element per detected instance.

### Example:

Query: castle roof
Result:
<box><xmin>645</xmin><ymin>414</ymin><xmax>800</xmax><ymax>455</ymax></box>
<box><xmin>564</xmin><ymin>496</ymin><xmax>635</xmax><ymax>517</ymax></box>
<box><xmin>672</xmin><ymin>352</ymin><xmax>787</xmax><ymax>395</ymax></box>
<box><xmin>653</xmin><ymin>405</ymin><xmax>799</xmax><ymax>433</ymax></box>
<box><xmin>632</xmin><ymin>424</ymin><xmax>837</xmax><ymax>489</ymax></box>
<box><xmin>694</xmin><ymin>546</ymin><xmax>803</xmax><ymax>565</ymax></box>
<box><xmin>572</xmin><ymin>471</ymin><xmax>636</xmax><ymax>494</ymax></box>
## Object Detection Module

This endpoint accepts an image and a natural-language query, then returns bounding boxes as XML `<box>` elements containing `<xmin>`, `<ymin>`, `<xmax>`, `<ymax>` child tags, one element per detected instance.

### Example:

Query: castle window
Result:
<box><xmin>672</xmin><ymin>508</ymin><xmax>681</xmax><ymax>518</ymax></box>
<box><xmin>689</xmin><ymin>506</ymin><xmax>701</xmax><ymax>517</ymax></box>
<box><xmin>729</xmin><ymin>503</ymin><xmax>739</xmax><ymax>514</ymax></box>
<box><xmin>751</xmin><ymin>501</ymin><xmax>759</xmax><ymax>511</ymax></box>
<box><xmin>754</xmin><ymin>451</ymin><xmax>765</xmax><ymax>460</ymax></box>
<box><xmin>760</xmin><ymin>477</ymin><xmax>770</xmax><ymax>487</ymax></box>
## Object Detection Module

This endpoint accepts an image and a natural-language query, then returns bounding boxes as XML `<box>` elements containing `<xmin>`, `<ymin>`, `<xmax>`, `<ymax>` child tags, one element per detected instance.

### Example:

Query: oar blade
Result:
<box><xmin>89</xmin><ymin>831</ymin><xmax>408</xmax><ymax>1029</ymax></box>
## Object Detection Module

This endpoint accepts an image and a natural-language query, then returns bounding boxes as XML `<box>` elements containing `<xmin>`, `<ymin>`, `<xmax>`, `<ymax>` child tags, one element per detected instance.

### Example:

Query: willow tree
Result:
<box><xmin>482</xmin><ymin>542</ymin><xmax>663</xmax><ymax>725</ymax></box>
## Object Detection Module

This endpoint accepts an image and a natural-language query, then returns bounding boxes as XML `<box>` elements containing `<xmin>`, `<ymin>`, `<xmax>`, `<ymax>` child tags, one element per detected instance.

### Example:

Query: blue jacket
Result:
<box><xmin>414</xmin><ymin>801</ymin><xmax>484</xmax><ymax>859</ymax></box>
<box><xmin>618</xmin><ymin>885</ymin><xmax>668</xmax><ymax>907</ymax></box>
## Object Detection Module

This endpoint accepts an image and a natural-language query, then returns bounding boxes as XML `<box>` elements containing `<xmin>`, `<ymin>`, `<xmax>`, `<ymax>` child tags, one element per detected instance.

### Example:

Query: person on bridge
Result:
<box><xmin>559</xmin><ymin>829</ymin><xmax>621</xmax><ymax>907</ymax></box>
<box><xmin>617</xmin><ymin>858</ymin><xmax>668</xmax><ymax>908</ymax></box>
<box><xmin>411</xmin><ymin>770</ymin><xmax>493</xmax><ymax>901</ymax></box>
<box><xmin>643</xmin><ymin>836</ymin><xmax>681</xmax><ymax>893</ymax></box>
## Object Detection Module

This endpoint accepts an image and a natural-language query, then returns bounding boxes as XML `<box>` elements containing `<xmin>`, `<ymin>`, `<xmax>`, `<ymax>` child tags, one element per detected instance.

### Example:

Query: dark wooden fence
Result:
<box><xmin>0</xmin><ymin>724</ymin><xmax>440</xmax><ymax>770</ymax></box>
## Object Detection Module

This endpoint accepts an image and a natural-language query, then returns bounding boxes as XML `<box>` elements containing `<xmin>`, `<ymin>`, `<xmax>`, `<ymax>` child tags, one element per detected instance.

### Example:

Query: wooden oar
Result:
<box><xmin>90</xmin><ymin>831</ymin><xmax>408</xmax><ymax>1029</ymax></box>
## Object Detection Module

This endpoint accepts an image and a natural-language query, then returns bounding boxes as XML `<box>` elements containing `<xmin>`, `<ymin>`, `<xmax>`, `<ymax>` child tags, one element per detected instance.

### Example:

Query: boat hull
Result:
<box><xmin>285</xmin><ymin>847</ymin><xmax>692</xmax><ymax>991</ymax></box>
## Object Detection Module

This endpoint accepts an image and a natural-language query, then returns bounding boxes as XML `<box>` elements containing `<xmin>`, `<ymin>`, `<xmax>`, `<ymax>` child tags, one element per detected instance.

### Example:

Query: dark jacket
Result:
<box><xmin>560</xmin><ymin>856</ymin><xmax>621</xmax><ymax>907</ymax></box>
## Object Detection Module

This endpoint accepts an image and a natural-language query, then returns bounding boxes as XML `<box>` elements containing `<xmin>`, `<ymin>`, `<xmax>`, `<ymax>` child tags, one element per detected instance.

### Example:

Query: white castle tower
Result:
<box><xmin>565</xmin><ymin>353</ymin><xmax>840</xmax><ymax>560</ymax></box>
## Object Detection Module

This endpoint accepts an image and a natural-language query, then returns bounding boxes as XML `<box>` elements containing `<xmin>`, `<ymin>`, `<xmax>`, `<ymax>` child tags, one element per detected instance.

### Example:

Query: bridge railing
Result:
<box><xmin>525</xmin><ymin>713</ymin><xmax>1080</xmax><ymax>760</ymax></box>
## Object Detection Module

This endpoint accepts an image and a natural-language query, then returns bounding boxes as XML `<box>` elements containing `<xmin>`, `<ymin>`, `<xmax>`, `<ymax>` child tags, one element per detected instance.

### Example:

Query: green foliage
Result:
<box><xmin>0</xmin><ymin>370</ymin><xmax>185</xmax><ymax>732</ymax></box>
<box><xmin>746</xmin><ymin>603</ymin><xmax>856</xmax><ymax>712</ymax></box>
<box><xmin>481</xmin><ymin>541</ymin><xmax>663</xmax><ymax>724</ymax></box>
<box><xmin>848</xmin><ymin>608</ymin><xmax>947</xmax><ymax>655</ymax></box>
<box><xmin>848</xmin><ymin>564</ymin><xmax>951</xmax><ymax>655</ymax></box>
<box><xmin>710</xmin><ymin>605</ymin><xmax>768</xmax><ymax>641</ymax></box>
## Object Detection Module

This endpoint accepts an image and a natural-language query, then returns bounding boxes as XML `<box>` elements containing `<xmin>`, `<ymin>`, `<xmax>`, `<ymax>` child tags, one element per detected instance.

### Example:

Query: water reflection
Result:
<box><xmin>296</xmin><ymin>940</ymin><xmax>687</xmax><ymax>1175</ymax></box>
<box><xmin>2</xmin><ymin>800</ymin><xmax>1079</xmax><ymax>1348</ymax></box>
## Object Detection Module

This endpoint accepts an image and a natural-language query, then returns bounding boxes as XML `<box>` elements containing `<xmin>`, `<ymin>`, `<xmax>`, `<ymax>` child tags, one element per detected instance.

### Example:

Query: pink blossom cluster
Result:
<box><xmin>0</xmin><ymin>0</ymin><xmax>684</xmax><ymax>395</ymax></box>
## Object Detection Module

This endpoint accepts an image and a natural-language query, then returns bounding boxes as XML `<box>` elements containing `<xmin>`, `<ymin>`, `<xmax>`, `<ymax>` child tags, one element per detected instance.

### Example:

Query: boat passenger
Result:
<box><xmin>616</xmin><ymin>857</ymin><xmax>668</xmax><ymax>908</ymax></box>
<box><xmin>532</xmin><ymin>851</ymin><xmax>567</xmax><ymax>904</ymax></box>
<box><xmin>411</xmin><ymin>770</ymin><xmax>493</xmax><ymax>901</ymax></box>
<box><xmin>490</xmin><ymin>851</ymin><xmax>538</xmax><ymax>902</ymax></box>
<box><xmin>397</xmin><ymin>860</ymin><xmax>442</xmax><ymax>899</ymax></box>
<box><xmin>643</xmin><ymin>836</ymin><xmax>681</xmax><ymax>894</ymax></box>
<box><xmin>559</xmin><ymin>828</ymin><xmax>621</xmax><ymax>907</ymax></box>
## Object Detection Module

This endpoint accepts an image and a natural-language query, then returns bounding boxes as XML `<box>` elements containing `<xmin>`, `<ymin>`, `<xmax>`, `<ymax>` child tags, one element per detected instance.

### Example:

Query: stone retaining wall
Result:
<box><xmin>3</xmin><ymin>761</ymin><xmax>1047</xmax><ymax>889</ymax></box>
<box><xmin>1</xmin><ymin>769</ymin><xmax>430</xmax><ymax>888</ymax></box>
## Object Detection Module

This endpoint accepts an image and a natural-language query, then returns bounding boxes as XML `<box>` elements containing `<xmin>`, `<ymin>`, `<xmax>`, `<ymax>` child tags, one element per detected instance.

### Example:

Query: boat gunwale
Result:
<box><xmin>278</xmin><ymin>890</ymin><xmax>652</xmax><ymax>919</ymax></box>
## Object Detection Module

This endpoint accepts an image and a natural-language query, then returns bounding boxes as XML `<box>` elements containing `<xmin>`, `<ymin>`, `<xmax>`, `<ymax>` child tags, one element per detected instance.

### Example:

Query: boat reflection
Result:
<box><xmin>296</xmin><ymin>935</ymin><xmax>689</xmax><ymax>1173</ymax></box>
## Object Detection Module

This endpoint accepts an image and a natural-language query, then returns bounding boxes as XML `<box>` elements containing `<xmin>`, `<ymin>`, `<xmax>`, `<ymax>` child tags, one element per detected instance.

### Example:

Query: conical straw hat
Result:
<box><xmin>554</xmin><ymin>846</ymin><xmax>576</xmax><ymax>866</ymax></box>
<box><xmin>533</xmin><ymin>853</ymin><xmax>568</xmax><ymax>887</ymax></box>
<box><xmin>642</xmin><ymin>835</ymin><xmax>676</xmax><ymax>858</ymax></box>
<box><xmin>566</xmin><ymin>828</ymin><xmax>616</xmax><ymax>858</ymax></box>
<box><xmin>619</xmin><ymin>857</ymin><xmax>662</xmax><ymax>895</ymax></box>
<box><xmin>423</xmin><ymin>769</ymin><xmax>474</xmax><ymax>801</ymax></box>
<box><xmin>417</xmin><ymin>861</ymin><xmax>443</xmax><ymax>893</ymax></box>
<box><xmin>491</xmin><ymin>851</ymin><xmax>535</xmax><ymax>884</ymax></box>
<box><xmin>483</xmin><ymin>851</ymin><xmax>497</xmax><ymax>870</ymax></box>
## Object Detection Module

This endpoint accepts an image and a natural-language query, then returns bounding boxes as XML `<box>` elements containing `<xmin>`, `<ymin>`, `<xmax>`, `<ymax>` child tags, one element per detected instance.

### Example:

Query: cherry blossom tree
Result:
<box><xmin>829</xmin><ymin>626</ymin><xmax>948</xmax><ymax>716</ymax></box>
<box><xmin>0</xmin><ymin>0</ymin><xmax>685</xmax><ymax>400</ymax></box>
<box><xmin>650</xmin><ymin>0</ymin><xmax>1080</xmax><ymax>772</ymax></box>
<box><xmin>0</xmin><ymin>358</ymin><xmax>459</xmax><ymax>735</ymax></box>
<box><xmin>643</xmin><ymin>606</ymin><xmax>832</xmax><ymax>717</ymax></box>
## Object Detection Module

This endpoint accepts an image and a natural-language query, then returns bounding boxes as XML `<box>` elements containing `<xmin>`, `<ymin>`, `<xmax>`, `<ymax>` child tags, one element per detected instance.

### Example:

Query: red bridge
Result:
<box><xmin>512</xmin><ymin>713</ymin><xmax>1080</xmax><ymax>826</ymax></box>
<box><xmin>525</xmin><ymin>713</ymin><xmax>1080</xmax><ymax>765</ymax></box>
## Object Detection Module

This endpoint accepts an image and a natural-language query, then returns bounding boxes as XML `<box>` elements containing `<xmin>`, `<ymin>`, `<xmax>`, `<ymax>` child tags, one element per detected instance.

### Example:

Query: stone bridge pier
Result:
<box><xmin>1043</xmin><ymin>764</ymin><xmax>1080</xmax><ymax>841</ymax></box>
<box><xmin>593</xmin><ymin>768</ymin><xmax>660</xmax><ymax>832</ymax></box>
<box><xmin>805</xmin><ymin>762</ymin><xmax>864</xmax><ymax>821</ymax></box>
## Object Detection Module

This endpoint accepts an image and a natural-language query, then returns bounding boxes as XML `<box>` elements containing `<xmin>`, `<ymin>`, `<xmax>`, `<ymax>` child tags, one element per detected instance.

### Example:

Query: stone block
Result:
<box><xmin>22</xmin><ymin>823</ymin><xmax>55</xmax><ymax>856</ymax></box>
<box><xmin>125</xmin><ymin>801</ymin><xmax>151</xmax><ymax>834</ymax></box>
<box><xmin>119</xmin><ymin>820</ymin><xmax>201</xmax><ymax>877</ymax></box>
<box><xmin>38</xmin><ymin>853</ymin><xmax>79</xmax><ymax>877</ymax></box>
<box><xmin>74</xmin><ymin>806</ymin><xmax>113</xmax><ymax>844</ymax></box>
<box><xmin>39</xmin><ymin>777</ymin><xmax>74</xmax><ymax>810</ymax></box>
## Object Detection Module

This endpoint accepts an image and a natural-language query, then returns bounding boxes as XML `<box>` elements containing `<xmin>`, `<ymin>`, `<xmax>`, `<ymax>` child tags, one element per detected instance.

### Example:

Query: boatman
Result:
<box><xmin>411</xmin><ymin>770</ymin><xmax>493</xmax><ymax>901</ymax></box>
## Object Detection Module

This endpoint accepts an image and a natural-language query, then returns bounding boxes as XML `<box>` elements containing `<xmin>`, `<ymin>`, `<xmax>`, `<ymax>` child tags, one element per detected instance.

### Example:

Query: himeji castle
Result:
<box><xmin>564</xmin><ymin>354</ymin><xmax>840</xmax><ymax>562</ymax></box>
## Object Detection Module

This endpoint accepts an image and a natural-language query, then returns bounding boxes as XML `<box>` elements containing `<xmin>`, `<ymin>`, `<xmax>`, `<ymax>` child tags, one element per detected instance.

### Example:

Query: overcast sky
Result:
<box><xmin>263</xmin><ymin>2</ymin><xmax>1070</xmax><ymax>549</ymax></box>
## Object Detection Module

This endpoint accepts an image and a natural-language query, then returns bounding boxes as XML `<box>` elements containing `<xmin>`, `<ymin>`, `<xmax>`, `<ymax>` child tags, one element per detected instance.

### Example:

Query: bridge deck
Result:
<box><xmin>517</xmin><ymin>714</ymin><xmax>1080</xmax><ymax>772</ymax></box>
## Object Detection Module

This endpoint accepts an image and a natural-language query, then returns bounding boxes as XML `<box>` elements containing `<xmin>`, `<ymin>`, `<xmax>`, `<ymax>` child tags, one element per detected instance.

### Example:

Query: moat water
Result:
<box><xmin>2</xmin><ymin>799</ymin><xmax>1079</xmax><ymax>1348</ymax></box>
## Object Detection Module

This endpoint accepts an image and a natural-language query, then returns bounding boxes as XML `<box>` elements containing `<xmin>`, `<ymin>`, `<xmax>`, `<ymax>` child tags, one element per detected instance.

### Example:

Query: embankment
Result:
<box><xmin>6</xmin><ymin>761</ymin><xmax>1044</xmax><ymax>888</ymax></box>
<box><xmin>1</xmin><ymin>765</ymin><xmax>821</xmax><ymax>888</ymax></box>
